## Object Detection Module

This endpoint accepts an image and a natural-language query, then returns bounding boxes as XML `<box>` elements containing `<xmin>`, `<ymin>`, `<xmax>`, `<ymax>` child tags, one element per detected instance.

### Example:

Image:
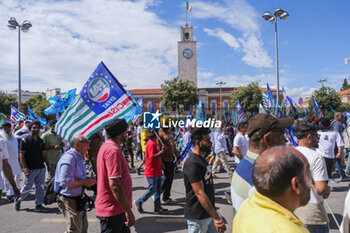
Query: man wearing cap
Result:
<box><xmin>230</xmin><ymin>113</ymin><xmax>293</xmax><ymax>215</ymax></box>
<box><xmin>41</xmin><ymin>120</ymin><xmax>63</xmax><ymax>178</ymax></box>
<box><xmin>232</xmin><ymin>147</ymin><xmax>311</xmax><ymax>233</ymax></box>
<box><xmin>95</xmin><ymin>118</ymin><xmax>135</xmax><ymax>233</ymax></box>
<box><xmin>1</xmin><ymin>122</ymin><xmax>21</xmax><ymax>202</ymax></box>
<box><xmin>55</xmin><ymin>134</ymin><xmax>96</xmax><ymax>233</ymax></box>
<box><xmin>294</xmin><ymin>120</ymin><xmax>330</xmax><ymax>233</ymax></box>
<box><xmin>134</xmin><ymin>129</ymin><xmax>168</xmax><ymax>214</ymax></box>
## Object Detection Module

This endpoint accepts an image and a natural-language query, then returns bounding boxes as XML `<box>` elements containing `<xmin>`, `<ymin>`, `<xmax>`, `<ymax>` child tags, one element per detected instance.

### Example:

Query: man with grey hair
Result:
<box><xmin>233</xmin><ymin>146</ymin><xmax>311</xmax><ymax>232</ymax></box>
<box><xmin>54</xmin><ymin>134</ymin><xmax>96</xmax><ymax>233</ymax></box>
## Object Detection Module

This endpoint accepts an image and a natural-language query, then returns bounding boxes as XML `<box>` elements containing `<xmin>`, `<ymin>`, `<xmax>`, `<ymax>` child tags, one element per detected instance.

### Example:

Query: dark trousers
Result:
<box><xmin>324</xmin><ymin>157</ymin><xmax>334</xmax><ymax>179</ymax></box>
<box><xmin>97</xmin><ymin>212</ymin><xmax>130</xmax><ymax>233</ymax></box>
<box><xmin>136</xmin><ymin>143</ymin><xmax>143</xmax><ymax>160</ymax></box>
<box><xmin>162</xmin><ymin>161</ymin><xmax>175</xmax><ymax>201</ymax></box>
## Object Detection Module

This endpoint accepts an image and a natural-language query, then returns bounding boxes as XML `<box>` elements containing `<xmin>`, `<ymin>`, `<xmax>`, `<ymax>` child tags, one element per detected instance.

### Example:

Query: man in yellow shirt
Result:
<box><xmin>233</xmin><ymin>146</ymin><xmax>312</xmax><ymax>233</ymax></box>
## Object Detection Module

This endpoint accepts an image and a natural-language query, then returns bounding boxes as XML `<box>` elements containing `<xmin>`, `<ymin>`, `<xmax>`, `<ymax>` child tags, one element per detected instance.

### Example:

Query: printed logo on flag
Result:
<box><xmin>143</xmin><ymin>111</ymin><xmax>161</xmax><ymax>129</ymax></box>
<box><xmin>80</xmin><ymin>63</ymin><xmax>126</xmax><ymax>115</ymax></box>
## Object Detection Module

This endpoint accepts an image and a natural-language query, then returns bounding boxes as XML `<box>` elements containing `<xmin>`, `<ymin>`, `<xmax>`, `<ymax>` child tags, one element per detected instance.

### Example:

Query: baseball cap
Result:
<box><xmin>246</xmin><ymin>114</ymin><xmax>293</xmax><ymax>140</ymax></box>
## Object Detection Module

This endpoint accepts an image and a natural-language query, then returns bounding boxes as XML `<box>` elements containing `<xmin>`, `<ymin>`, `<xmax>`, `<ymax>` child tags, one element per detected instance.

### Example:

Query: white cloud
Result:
<box><xmin>203</xmin><ymin>28</ymin><xmax>240</xmax><ymax>50</ymax></box>
<box><xmin>0</xmin><ymin>0</ymin><xmax>179</xmax><ymax>92</ymax></box>
<box><xmin>193</xmin><ymin>0</ymin><xmax>273</xmax><ymax>68</ymax></box>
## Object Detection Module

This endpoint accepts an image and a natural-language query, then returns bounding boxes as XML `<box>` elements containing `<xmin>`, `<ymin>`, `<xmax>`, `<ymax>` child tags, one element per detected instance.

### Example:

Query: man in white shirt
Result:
<box><xmin>233</xmin><ymin>121</ymin><xmax>249</xmax><ymax>164</ymax></box>
<box><xmin>212</xmin><ymin>123</ymin><xmax>232</xmax><ymax>180</ymax></box>
<box><xmin>317</xmin><ymin>118</ymin><xmax>345</xmax><ymax>181</ymax></box>
<box><xmin>1</xmin><ymin>123</ymin><xmax>21</xmax><ymax>202</ymax></box>
<box><xmin>294</xmin><ymin>120</ymin><xmax>330</xmax><ymax>233</ymax></box>
<box><xmin>0</xmin><ymin>125</ymin><xmax>20</xmax><ymax>201</ymax></box>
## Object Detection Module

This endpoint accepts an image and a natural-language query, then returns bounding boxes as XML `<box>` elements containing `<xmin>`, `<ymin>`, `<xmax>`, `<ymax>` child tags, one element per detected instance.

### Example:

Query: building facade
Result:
<box><xmin>12</xmin><ymin>89</ymin><xmax>46</xmax><ymax>102</ymax></box>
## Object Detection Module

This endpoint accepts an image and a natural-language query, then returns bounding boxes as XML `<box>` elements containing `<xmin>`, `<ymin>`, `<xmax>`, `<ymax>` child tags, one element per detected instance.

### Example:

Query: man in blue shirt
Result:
<box><xmin>55</xmin><ymin>135</ymin><xmax>96</xmax><ymax>233</ymax></box>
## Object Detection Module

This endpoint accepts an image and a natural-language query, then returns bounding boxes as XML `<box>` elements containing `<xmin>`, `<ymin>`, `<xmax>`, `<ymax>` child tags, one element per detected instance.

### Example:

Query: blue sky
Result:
<box><xmin>1</xmin><ymin>0</ymin><xmax>350</xmax><ymax>100</ymax></box>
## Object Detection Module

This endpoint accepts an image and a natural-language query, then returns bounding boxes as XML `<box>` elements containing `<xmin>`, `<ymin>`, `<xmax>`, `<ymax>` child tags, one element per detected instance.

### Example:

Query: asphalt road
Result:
<box><xmin>0</xmin><ymin>156</ymin><xmax>348</xmax><ymax>233</ymax></box>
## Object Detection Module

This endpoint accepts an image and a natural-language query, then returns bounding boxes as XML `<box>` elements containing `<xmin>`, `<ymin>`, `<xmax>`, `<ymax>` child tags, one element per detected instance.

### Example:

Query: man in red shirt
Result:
<box><xmin>95</xmin><ymin>118</ymin><xmax>135</xmax><ymax>233</ymax></box>
<box><xmin>134</xmin><ymin>130</ymin><xmax>168</xmax><ymax>214</ymax></box>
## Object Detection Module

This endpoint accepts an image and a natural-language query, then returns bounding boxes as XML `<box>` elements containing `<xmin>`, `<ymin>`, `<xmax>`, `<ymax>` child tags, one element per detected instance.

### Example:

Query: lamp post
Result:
<box><xmin>262</xmin><ymin>7</ymin><xmax>289</xmax><ymax>105</ymax></box>
<box><xmin>7</xmin><ymin>17</ymin><xmax>32</xmax><ymax>112</ymax></box>
<box><xmin>216</xmin><ymin>80</ymin><xmax>226</xmax><ymax>119</ymax></box>
<box><xmin>317</xmin><ymin>78</ymin><xmax>327</xmax><ymax>87</ymax></box>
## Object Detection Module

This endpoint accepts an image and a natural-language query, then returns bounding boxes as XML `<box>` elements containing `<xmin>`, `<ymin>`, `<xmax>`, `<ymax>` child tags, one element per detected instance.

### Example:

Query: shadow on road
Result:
<box><xmin>134</xmin><ymin>216</ymin><xmax>187</xmax><ymax>233</ymax></box>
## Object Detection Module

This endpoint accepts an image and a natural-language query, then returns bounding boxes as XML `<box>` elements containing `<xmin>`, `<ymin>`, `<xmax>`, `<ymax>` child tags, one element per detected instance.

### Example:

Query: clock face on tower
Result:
<box><xmin>183</xmin><ymin>48</ymin><xmax>193</xmax><ymax>59</ymax></box>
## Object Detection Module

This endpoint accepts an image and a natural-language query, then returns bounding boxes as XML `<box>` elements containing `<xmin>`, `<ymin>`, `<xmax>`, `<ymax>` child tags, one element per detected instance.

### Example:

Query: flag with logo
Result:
<box><xmin>236</xmin><ymin>100</ymin><xmax>247</xmax><ymax>123</ymax></box>
<box><xmin>28</xmin><ymin>106</ymin><xmax>47</xmax><ymax>126</ymax></box>
<box><xmin>10</xmin><ymin>105</ymin><xmax>27</xmax><ymax>124</ymax></box>
<box><xmin>44</xmin><ymin>88</ymin><xmax>76</xmax><ymax>115</ymax></box>
<box><xmin>312</xmin><ymin>96</ymin><xmax>323</xmax><ymax>119</ymax></box>
<box><xmin>55</xmin><ymin>62</ymin><xmax>142</xmax><ymax>141</ymax></box>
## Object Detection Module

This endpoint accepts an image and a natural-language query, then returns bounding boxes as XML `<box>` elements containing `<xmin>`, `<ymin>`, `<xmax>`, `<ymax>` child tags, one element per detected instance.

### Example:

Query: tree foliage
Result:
<box><xmin>231</xmin><ymin>81</ymin><xmax>262</xmax><ymax>114</ymax></box>
<box><xmin>160</xmin><ymin>77</ymin><xmax>198</xmax><ymax>115</ymax></box>
<box><xmin>0</xmin><ymin>91</ymin><xmax>17</xmax><ymax>116</ymax></box>
<box><xmin>25</xmin><ymin>95</ymin><xmax>55</xmax><ymax>121</ymax></box>
<box><xmin>341</xmin><ymin>79</ymin><xmax>350</xmax><ymax>91</ymax></box>
<box><xmin>308</xmin><ymin>86</ymin><xmax>341</xmax><ymax>118</ymax></box>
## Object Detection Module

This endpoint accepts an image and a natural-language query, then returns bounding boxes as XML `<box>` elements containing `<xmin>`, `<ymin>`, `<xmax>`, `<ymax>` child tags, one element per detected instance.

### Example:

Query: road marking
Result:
<box><xmin>156</xmin><ymin>218</ymin><xmax>186</xmax><ymax>223</ymax></box>
<box><xmin>41</xmin><ymin>218</ymin><xmax>98</xmax><ymax>223</ymax></box>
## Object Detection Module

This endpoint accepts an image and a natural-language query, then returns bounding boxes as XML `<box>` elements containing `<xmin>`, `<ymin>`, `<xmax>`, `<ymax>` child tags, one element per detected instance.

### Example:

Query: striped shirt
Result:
<box><xmin>230</xmin><ymin>150</ymin><xmax>258</xmax><ymax>215</ymax></box>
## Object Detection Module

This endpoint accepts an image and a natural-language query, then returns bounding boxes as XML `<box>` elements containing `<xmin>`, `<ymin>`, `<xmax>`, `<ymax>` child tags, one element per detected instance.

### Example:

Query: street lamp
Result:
<box><xmin>262</xmin><ymin>7</ymin><xmax>289</xmax><ymax>105</ymax></box>
<box><xmin>317</xmin><ymin>78</ymin><xmax>327</xmax><ymax>87</ymax></box>
<box><xmin>7</xmin><ymin>17</ymin><xmax>32</xmax><ymax>112</ymax></box>
<box><xmin>216</xmin><ymin>80</ymin><xmax>226</xmax><ymax>119</ymax></box>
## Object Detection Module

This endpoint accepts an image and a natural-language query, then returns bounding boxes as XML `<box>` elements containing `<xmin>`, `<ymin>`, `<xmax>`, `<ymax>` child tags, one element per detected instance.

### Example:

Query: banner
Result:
<box><xmin>55</xmin><ymin>62</ymin><xmax>142</xmax><ymax>141</ymax></box>
<box><xmin>44</xmin><ymin>88</ymin><xmax>76</xmax><ymax>115</ymax></box>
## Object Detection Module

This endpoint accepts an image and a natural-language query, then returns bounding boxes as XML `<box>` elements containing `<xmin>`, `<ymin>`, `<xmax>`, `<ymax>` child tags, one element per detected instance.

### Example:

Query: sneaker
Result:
<box><xmin>162</xmin><ymin>199</ymin><xmax>177</xmax><ymax>205</ymax></box>
<box><xmin>341</xmin><ymin>175</ymin><xmax>350</xmax><ymax>181</ymax></box>
<box><xmin>136</xmin><ymin>168</ymin><xmax>141</xmax><ymax>176</ymax></box>
<box><xmin>224</xmin><ymin>191</ymin><xmax>232</xmax><ymax>205</ymax></box>
<box><xmin>35</xmin><ymin>205</ymin><xmax>48</xmax><ymax>212</ymax></box>
<box><xmin>154</xmin><ymin>207</ymin><xmax>168</xmax><ymax>214</ymax></box>
<box><xmin>14</xmin><ymin>200</ymin><xmax>21</xmax><ymax>211</ymax></box>
<box><xmin>6</xmin><ymin>195</ymin><xmax>14</xmax><ymax>203</ymax></box>
<box><xmin>134</xmin><ymin>200</ymin><xmax>144</xmax><ymax>213</ymax></box>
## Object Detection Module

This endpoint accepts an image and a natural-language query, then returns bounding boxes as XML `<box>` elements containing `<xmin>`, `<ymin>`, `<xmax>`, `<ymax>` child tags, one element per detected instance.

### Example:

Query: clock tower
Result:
<box><xmin>178</xmin><ymin>24</ymin><xmax>197</xmax><ymax>86</ymax></box>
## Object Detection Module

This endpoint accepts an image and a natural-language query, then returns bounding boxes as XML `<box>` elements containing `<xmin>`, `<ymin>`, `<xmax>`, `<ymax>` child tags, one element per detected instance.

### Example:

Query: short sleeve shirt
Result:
<box><xmin>41</xmin><ymin>131</ymin><xmax>61</xmax><ymax>164</ymax></box>
<box><xmin>183</xmin><ymin>152</ymin><xmax>215</xmax><ymax>220</ymax></box>
<box><xmin>317</xmin><ymin>130</ymin><xmax>344</xmax><ymax>159</ymax></box>
<box><xmin>233</xmin><ymin>133</ymin><xmax>249</xmax><ymax>164</ymax></box>
<box><xmin>20</xmin><ymin>136</ymin><xmax>46</xmax><ymax>170</ymax></box>
<box><xmin>144</xmin><ymin>139</ymin><xmax>162</xmax><ymax>177</ymax></box>
<box><xmin>0</xmin><ymin>137</ymin><xmax>9</xmax><ymax>183</ymax></box>
<box><xmin>95</xmin><ymin>140</ymin><xmax>132</xmax><ymax>217</ymax></box>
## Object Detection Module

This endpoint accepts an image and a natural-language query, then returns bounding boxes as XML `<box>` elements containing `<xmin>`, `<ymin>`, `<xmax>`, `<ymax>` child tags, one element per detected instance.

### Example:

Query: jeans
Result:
<box><xmin>97</xmin><ymin>212</ymin><xmax>130</xmax><ymax>233</ymax></box>
<box><xmin>19</xmin><ymin>168</ymin><xmax>46</xmax><ymax>205</ymax></box>
<box><xmin>324</xmin><ymin>157</ymin><xmax>334</xmax><ymax>179</ymax></box>
<box><xmin>137</xmin><ymin>176</ymin><xmax>162</xmax><ymax>209</ymax></box>
<box><xmin>305</xmin><ymin>224</ymin><xmax>329</xmax><ymax>233</ymax></box>
<box><xmin>187</xmin><ymin>217</ymin><xmax>218</xmax><ymax>233</ymax></box>
<box><xmin>162</xmin><ymin>162</ymin><xmax>175</xmax><ymax>201</ymax></box>
<box><xmin>335</xmin><ymin>157</ymin><xmax>345</xmax><ymax>178</ymax></box>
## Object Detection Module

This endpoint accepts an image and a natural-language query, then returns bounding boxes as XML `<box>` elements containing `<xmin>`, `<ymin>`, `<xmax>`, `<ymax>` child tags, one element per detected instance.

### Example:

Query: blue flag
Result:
<box><xmin>28</xmin><ymin>106</ymin><xmax>47</xmax><ymax>126</ymax></box>
<box><xmin>195</xmin><ymin>100</ymin><xmax>205</xmax><ymax>122</ymax></box>
<box><xmin>44</xmin><ymin>89</ymin><xmax>76</xmax><ymax>115</ymax></box>
<box><xmin>149</xmin><ymin>101</ymin><xmax>155</xmax><ymax>112</ymax></box>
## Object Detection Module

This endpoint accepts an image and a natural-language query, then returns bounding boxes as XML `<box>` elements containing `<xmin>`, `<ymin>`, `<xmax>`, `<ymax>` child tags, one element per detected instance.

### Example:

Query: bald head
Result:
<box><xmin>252</xmin><ymin>146</ymin><xmax>308</xmax><ymax>198</ymax></box>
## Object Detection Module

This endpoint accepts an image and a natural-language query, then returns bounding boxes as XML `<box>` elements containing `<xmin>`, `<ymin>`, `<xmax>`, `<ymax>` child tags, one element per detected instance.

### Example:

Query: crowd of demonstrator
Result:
<box><xmin>2</xmin><ymin>112</ymin><xmax>350</xmax><ymax>233</ymax></box>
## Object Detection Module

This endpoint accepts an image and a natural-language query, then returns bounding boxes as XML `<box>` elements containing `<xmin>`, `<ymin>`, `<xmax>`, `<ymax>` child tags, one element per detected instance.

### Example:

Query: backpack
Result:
<box><xmin>44</xmin><ymin>176</ymin><xmax>59</xmax><ymax>205</ymax></box>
